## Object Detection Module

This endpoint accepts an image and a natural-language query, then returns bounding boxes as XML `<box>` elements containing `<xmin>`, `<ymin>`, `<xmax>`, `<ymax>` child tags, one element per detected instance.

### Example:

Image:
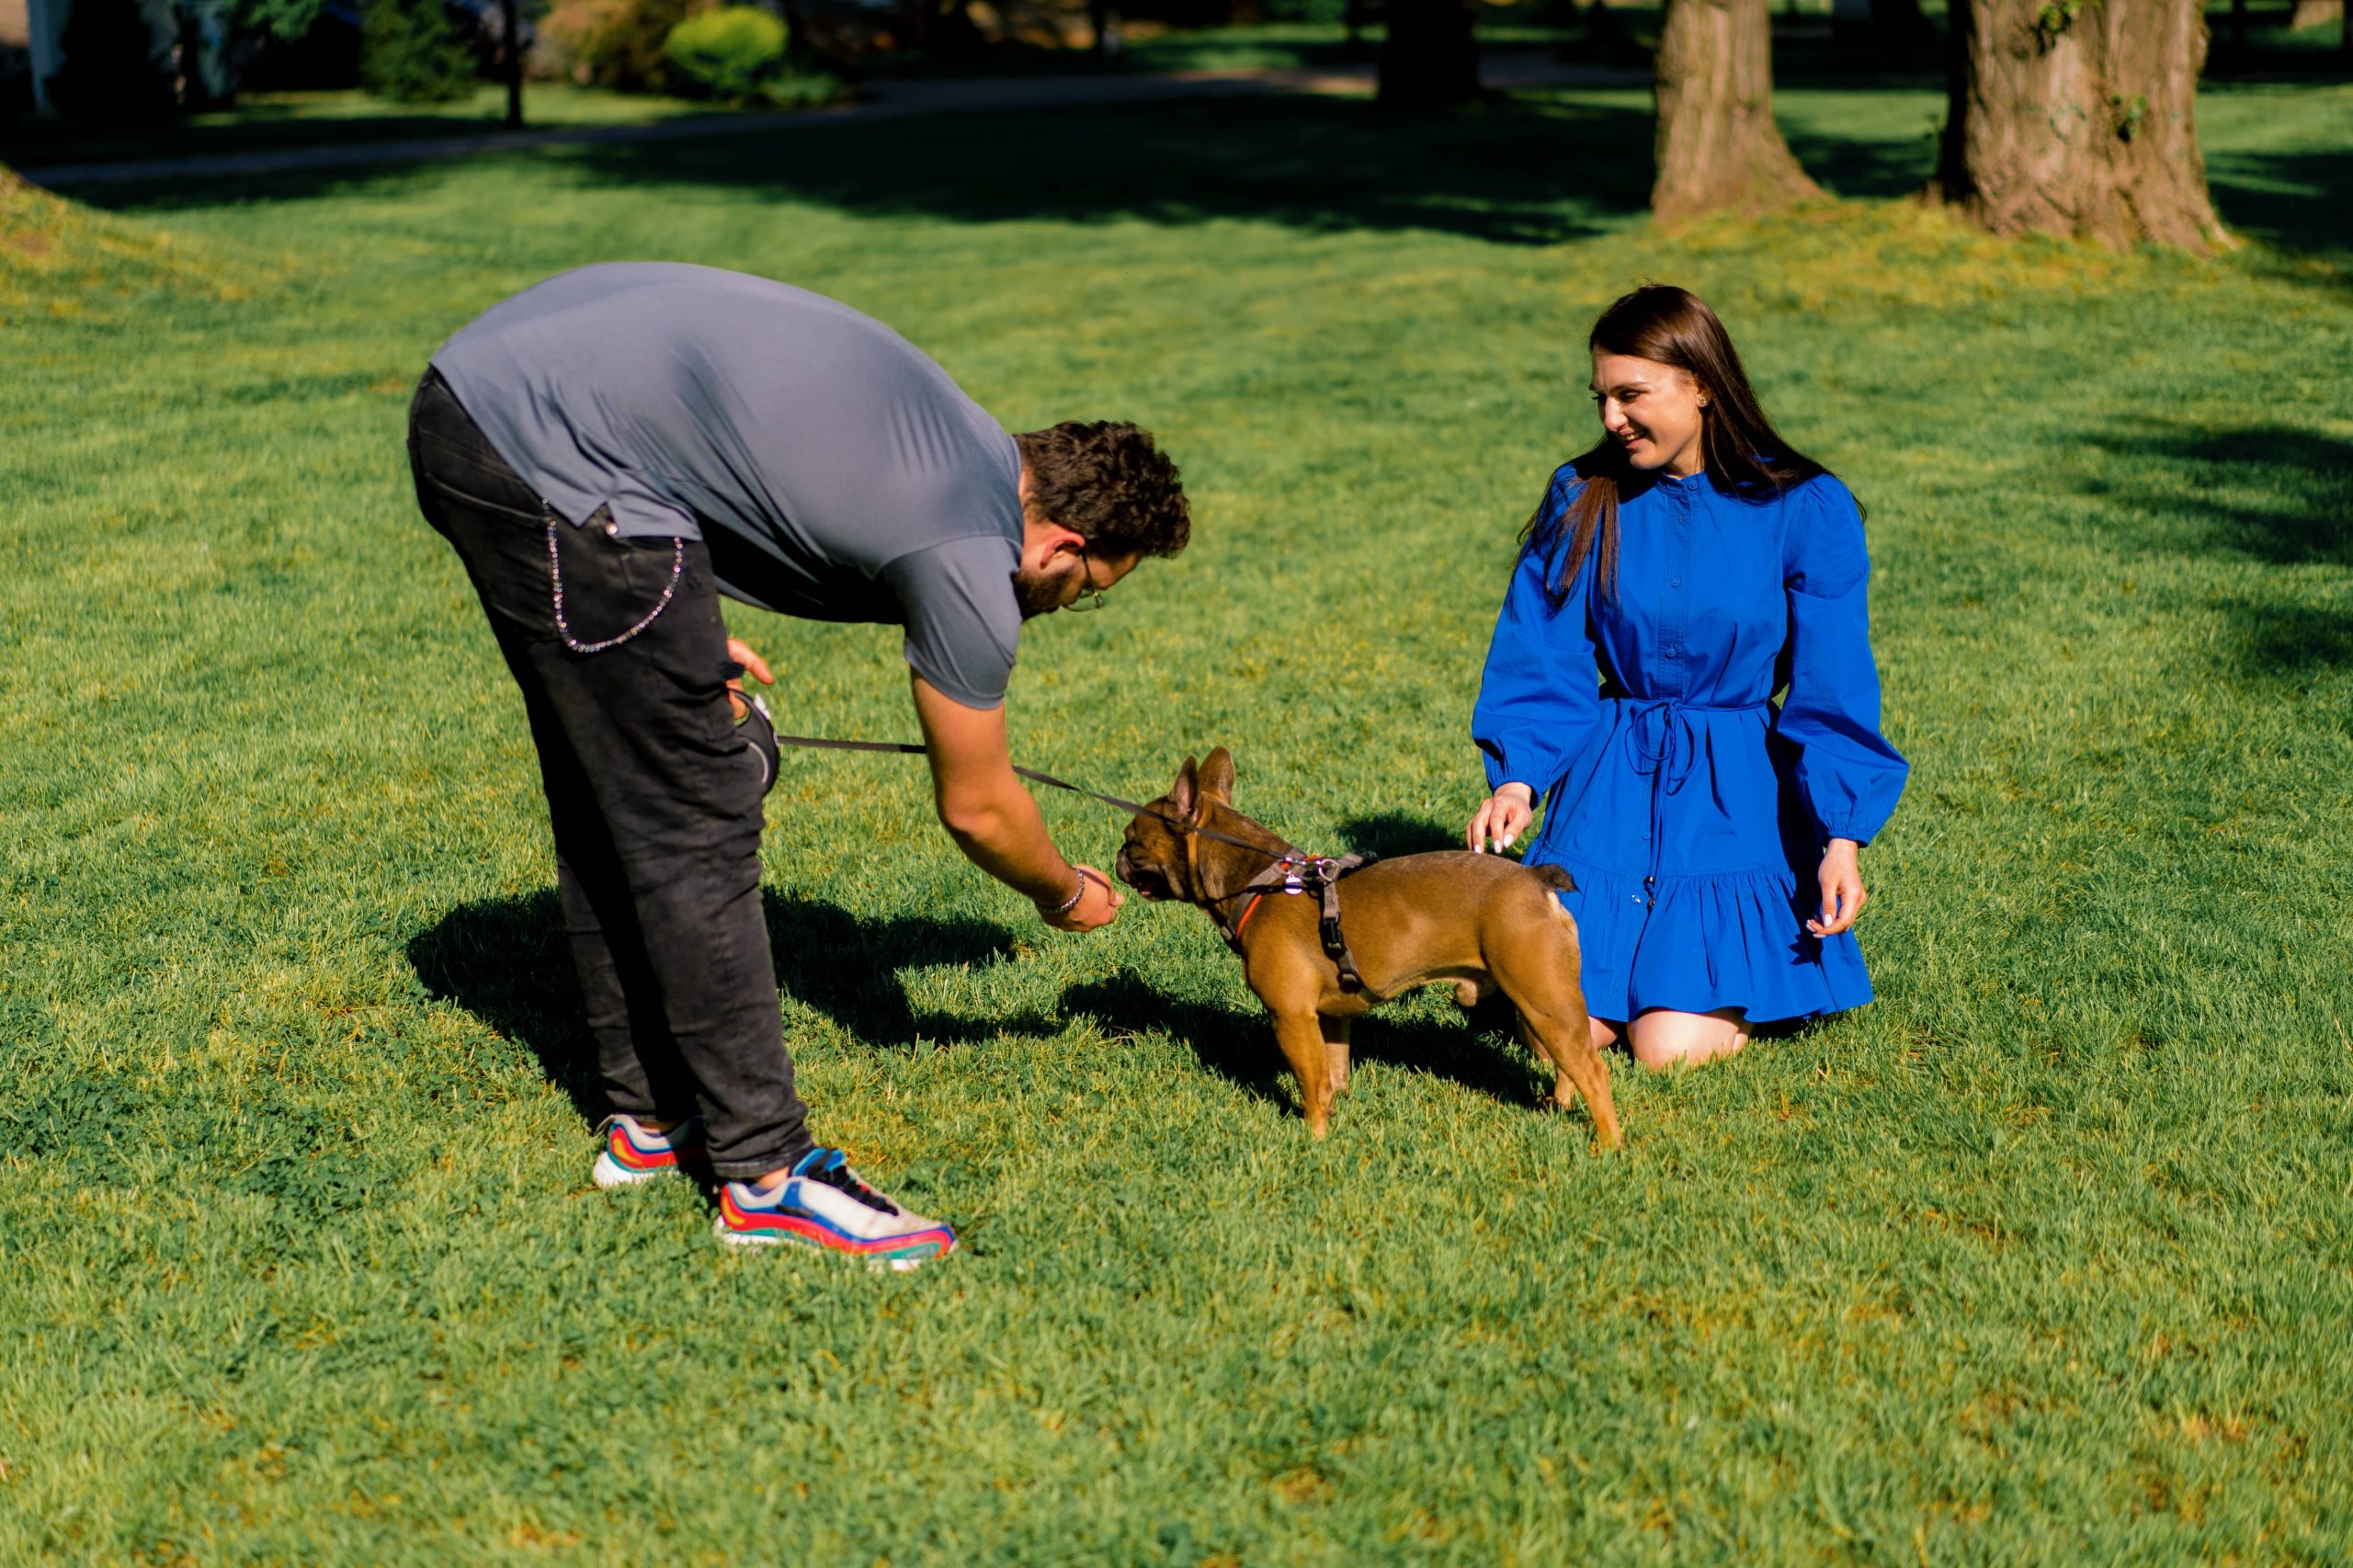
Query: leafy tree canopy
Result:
<box><xmin>226</xmin><ymin>0</ymin><xmax>333</xmax><ymax>42</ymax></box>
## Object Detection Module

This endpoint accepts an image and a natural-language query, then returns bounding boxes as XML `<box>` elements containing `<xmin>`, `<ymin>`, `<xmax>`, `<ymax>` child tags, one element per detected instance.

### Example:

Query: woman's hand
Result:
<box><xmin>726</xmin><ymin>636</ymin><xmax>774</xmax><ymax>722</ymax></box>
<box><xmin>1466</xmin><ymin>783</ymin><xmax>1537</xmax><ymax>855</ymax></box>
<box><xmin>1808</xmin><ymin>838</ymin><xmax>1867</xmax><ymax>936</ymax></box>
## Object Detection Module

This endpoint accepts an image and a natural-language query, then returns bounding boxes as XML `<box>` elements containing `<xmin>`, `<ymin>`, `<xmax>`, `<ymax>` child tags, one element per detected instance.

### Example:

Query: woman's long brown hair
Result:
<box><xmin>1525</xmin><ymin>285</ymin><xmax>1836</xmax><ymax>606</ymax></box>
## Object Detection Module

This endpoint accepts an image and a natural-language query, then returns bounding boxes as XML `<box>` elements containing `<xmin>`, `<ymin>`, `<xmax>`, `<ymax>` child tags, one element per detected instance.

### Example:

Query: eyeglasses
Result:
<box><xmin>1065</xmin><ymin>543</ymin><xmax>1110</xmax><ymax>612</ymax></box>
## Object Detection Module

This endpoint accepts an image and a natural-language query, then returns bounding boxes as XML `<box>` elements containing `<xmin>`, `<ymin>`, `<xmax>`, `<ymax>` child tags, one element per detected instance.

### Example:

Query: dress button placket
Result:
<box><xmin>1649</xmin><ymin>483</ymin><xmax>1697</xmax><ymax>915</ymax></box>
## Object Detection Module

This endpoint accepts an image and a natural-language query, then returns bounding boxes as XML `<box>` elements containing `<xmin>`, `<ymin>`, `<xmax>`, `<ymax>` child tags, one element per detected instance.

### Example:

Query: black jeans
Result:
<box><xmin>407</xmin><ymin>369</ymin><xmax>813</xmax><ymax>1178</ymax></box>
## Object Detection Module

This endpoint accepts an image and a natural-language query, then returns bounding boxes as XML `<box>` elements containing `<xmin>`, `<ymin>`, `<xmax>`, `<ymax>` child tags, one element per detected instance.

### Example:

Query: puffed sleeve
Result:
<box><xmin>1777</xmin><ymin>476</ymin><xmax>1908</xmax><ymax>845</ymax></box>
<box><xmin>1472</xmin><ymin>470</ymin><xmax>1602</xmax><ymax>798</ymax></box>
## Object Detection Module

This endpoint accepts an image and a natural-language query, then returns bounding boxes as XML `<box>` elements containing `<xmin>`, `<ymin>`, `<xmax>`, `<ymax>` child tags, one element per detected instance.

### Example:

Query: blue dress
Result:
<box><xmin>1472</xmin><ymin>464</ymin><xmax>1908</xmax><ymax>1025</ymax></box>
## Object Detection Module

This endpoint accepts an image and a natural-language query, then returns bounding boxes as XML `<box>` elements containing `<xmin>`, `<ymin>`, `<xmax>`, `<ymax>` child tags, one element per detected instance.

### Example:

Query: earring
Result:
<box><xmin>1698</xmin><ymin>394</ymin><xmax>1710</xmax><ymax>406</ymax></box>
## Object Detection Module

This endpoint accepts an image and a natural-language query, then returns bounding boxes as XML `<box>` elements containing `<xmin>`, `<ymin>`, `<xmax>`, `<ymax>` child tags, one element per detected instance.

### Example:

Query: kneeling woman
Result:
<box><xmin>1465</xmin><ymin>285</ymin><xmax>1908</xmax><ymax>1070</ymax></box>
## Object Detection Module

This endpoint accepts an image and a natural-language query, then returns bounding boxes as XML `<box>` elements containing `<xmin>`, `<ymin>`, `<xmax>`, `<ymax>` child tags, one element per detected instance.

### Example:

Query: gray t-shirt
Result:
<box><xmin>431</xmin><ymin>263</ymin><xmax>1024</xmax><ymax>709</ymax></box>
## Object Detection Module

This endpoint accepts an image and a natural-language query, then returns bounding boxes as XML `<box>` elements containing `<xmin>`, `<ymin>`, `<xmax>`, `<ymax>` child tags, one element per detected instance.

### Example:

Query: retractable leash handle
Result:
<box><xmin>723</xmin><ymin>661</ymin><xmax>781</xmax><ymax>795</ymax></box>
<box><xmin>737</xmin><ymin>694</ymin><xmax>780</xmax><ymax>793</ymax></box>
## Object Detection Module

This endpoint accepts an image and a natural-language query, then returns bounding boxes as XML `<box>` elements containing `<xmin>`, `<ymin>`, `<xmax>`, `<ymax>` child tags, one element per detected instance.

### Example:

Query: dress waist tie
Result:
<box><xmin>1616</xmin><ymin>696</ymin><xmax>1771</xmax><ymax>911</ymax></box>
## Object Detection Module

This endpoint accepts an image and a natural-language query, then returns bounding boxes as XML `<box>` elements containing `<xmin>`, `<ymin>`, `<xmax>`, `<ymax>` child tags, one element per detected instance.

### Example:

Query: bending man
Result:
<box><xmin>407</xmin><ymin>263</ymin><xmax>1189</xmax><ymax>1269</ymax></box>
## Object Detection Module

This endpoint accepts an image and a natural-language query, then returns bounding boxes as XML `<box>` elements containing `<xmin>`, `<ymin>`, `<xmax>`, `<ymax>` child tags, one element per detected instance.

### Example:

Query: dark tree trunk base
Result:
<box><xmin>1932</xmin><ymin>0</ymin><xmax>2229</xmax><ymax>255</ymax></box>
<box><xmin>1653</xmin><ymin>0</ymin><xmax>1825</xmax><ymax>224</ymax></box>
<box><xmin>1379</xmin><ymin>0</ymin><xmax>1482</xmax><ymax>110</ymax></box>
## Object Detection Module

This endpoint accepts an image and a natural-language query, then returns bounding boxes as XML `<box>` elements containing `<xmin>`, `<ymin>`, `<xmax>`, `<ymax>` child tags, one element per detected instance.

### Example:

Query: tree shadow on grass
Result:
<box><xmin>2082</xmin><ymin>420</ymin><xmax>2353</xmax><ymax>682</ymax></box>
<box><xmin>2216</xmin><ymin>595</ymin><xmax>2353</xmax><ymax>683</ymax></box>
<box><xmin>2086</xmin><ymin>421</ymin><xmax>2351</xmax><ymax>569</ymax></box>
<box><xmin>2205</xmin><ymin>146</ymin><xmax>2353</xmax><ymax>256</ymax></box>
<box><xmin>85</xmin><ymin>93</ymin><xmax>1659</xmax><ymax>247</ymax></box>
<box><xmin>407</xmin><ymin>889</ymin><xmax>1039</xmax><ymax>1124</ymax></box>
<box><xmin>579</xmin><ymin>95</ymin><xmax>1654</xmax><ymax>246</ymax></box>
<box><xmin>1780</xmin><ymin>123</ymin><xmax>1937</xmax><ymax>201</ymax></box>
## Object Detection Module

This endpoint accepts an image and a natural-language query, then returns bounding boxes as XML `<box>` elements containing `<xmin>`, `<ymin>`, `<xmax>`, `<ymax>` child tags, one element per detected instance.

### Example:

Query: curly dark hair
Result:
<box><xmin>1014</xmin><ymin>421</ymin><xmax>1190</xmax><ymax>560</ymax></box>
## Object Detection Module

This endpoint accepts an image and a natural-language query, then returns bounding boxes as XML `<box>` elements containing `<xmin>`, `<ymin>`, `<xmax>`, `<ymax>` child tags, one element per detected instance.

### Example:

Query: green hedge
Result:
<box><xmin>663</xmin><ymin>6</ymin><xmax>789</xmax><ymax>104</ymax></box>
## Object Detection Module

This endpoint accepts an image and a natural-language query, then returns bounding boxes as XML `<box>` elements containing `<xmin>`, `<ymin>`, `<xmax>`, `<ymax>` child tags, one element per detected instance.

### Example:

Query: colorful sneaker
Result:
<box><xmin>713</xmin><ymin>1148</ymin><xmax>956</xmax><ymax>1271</ymax></box>
<box><xmin>592</xmin><ymin>1114</ymin><xmax>706</xmax><ymax>1189</ymax></box>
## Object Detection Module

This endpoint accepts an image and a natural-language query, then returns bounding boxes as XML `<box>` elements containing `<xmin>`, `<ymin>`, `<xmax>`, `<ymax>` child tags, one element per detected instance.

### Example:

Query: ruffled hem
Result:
<box><xmin>1540</xmin><ymin>852</ymin><xmax>1873</xmax><ymax>1027</ymax></box>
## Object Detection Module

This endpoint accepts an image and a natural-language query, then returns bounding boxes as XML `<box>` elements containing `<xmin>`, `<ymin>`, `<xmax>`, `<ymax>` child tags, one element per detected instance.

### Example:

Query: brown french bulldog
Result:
<box><xmin>1113</xmin><ymin>747</ymin><xmax>1622</xmax><ymax>1149</ymax></box>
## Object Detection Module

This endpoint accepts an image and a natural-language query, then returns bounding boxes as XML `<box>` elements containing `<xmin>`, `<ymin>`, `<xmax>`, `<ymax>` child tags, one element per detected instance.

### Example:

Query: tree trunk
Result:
<box><xmin>501</xmin><ymin>0</ymin><xmax>524</xmax><ymax>128</ymax></box>
<box><xmin>1652</xmin><ymin>0</ymin><xmax>1824</xmax><ymax>223</ymax></box>
<box><xmin>1378</xmin><ymin>0</ymin><xmax>1480</xmax><ymax>110</ymax></box>
<box><xmin>2286</xmin><ymin>0</ymin><xmax>2339</xmax><ymax>31</ymax></box>
<box><xmin>1931</xmin><ymin>0</ymin><xmax>2226</xmax><ymax>254</ymax></box>
<box><xmin>1087</xmin><ymin>0</ymin><xmax>1122</xmax><ymax>57</ymax></box>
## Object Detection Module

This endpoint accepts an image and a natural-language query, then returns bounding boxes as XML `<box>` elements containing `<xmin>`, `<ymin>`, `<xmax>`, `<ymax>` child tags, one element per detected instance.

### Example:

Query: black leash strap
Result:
<box><xmin>769</xmin><ymin>733</ymin><xmax>1278</xmax><ymax>857</ymax></box>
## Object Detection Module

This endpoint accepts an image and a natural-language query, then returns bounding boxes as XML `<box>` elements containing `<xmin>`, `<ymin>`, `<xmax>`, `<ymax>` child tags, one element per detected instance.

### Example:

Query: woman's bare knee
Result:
<box><xmin>1629</xmin><ymin>1008</ymin><xmax>1749</xmax><ymax>1071</ymax></box>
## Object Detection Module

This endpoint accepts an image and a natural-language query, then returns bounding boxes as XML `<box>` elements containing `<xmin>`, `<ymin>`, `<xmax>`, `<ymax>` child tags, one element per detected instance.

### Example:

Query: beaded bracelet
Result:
<box><xmin>1045</xmin><ymin>871</ymin><xmax>1088</xmax><ymax>916</ymax></box>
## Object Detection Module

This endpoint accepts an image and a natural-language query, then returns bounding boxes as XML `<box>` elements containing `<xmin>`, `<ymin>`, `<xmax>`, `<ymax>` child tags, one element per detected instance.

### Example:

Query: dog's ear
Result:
<box><xmin>1169</xmin><ymin>756</ymin><xmax>1199</xmax><ymax>822</ymax></box>
<box><xmin>1199</xmin><ymin>747</ymin><xmax>1235</xmax><ymax>805</ymax></box>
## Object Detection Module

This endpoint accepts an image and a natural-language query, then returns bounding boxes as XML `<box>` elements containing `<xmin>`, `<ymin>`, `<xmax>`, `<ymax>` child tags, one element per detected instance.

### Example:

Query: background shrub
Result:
<box><xmin>360</xmin><ymin>0</ymin><xmax>479</xmax><ymax>104</ymax></box>
<box><xmin>540</xmin><ymin>0</ymin><xmax>710</xmax><ymax>92</ymax></box>
<box><xmin>663</xmin><ymin>6</ymin><xmax>788</xmax><ymax>103</ymax></box>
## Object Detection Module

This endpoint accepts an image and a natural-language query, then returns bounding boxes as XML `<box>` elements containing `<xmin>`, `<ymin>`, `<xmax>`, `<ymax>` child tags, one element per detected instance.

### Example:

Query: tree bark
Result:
<box><xmin>1652</xmin><ymin>0</ymin><xmax>1824</xmax><ymax>223</ymax></box>
<box><xmin>1378</xmin><ymin>0</ymin><xmax>1481</xmax><ymax>110</ymax></box>
<box><xmin>1930</xmin><ymin>0</ymin><xmax>2227</xmax><ymax>254</ymax></box>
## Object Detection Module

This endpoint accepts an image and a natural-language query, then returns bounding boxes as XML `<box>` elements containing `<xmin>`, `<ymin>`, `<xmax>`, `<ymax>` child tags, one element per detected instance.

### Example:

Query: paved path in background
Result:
<box><xmin>20</xmin><ymin>56</ymin><xmax>1645</xmax><ymax>189</ymax></box>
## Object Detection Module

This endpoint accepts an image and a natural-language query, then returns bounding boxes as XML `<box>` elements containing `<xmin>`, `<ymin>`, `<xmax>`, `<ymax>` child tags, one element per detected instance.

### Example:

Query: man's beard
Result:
<box><xmin>1013</xmin><ymin>566</ymin><xmax>1067</xmax><ymax>619</ymax></box>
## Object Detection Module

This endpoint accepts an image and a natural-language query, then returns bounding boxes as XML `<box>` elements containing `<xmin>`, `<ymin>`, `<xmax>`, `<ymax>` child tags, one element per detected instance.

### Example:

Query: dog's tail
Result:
<box><xmin>1531</xmin><ymin>864</ymin><xmax>1577</xmax><ymax>897</ymax></box>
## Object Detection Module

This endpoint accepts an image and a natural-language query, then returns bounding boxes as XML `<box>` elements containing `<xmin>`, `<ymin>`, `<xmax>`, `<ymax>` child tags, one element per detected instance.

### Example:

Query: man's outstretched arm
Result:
<box><xmin>910</xmin><ymin>674</ymin><xmax>1122</xmax><ymax>932</ymax></box>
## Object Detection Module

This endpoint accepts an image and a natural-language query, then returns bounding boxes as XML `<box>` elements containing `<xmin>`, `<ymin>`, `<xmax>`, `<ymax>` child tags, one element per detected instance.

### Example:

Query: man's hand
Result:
<box><xmin>1465</xmin><ymin>782</ymin><xmax>1536</xmax><ymax>854</ymax></box>
<box><xmin>1807</xmin><ymin>838</ymin><xmax>1867</xmax><ymax>937</ymax></box>
<box><xmin>910</xmin><ymin>675</ymin><xmax>1120</xmax><ymax>931</ymax></box>
<box><xmin>726</xmin><ymin>637</ymin><xmax>774</xmax><ymax>722</ymax></box>
<box><xmin>1040</xmin><ymin>866</ymin><xmax>1124</xmax><ymax>933</ymax></box>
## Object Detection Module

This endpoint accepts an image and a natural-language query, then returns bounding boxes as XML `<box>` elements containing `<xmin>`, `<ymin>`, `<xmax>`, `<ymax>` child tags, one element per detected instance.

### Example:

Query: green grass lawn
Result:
<box><xmin>4</xmin><ymin>74</ymin><xmax>2350</xmax><ymax>1565</ymax></box>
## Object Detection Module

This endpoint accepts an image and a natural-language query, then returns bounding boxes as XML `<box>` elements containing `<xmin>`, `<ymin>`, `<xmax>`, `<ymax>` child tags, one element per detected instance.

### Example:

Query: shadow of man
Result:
<box><xmin>406</xmin><ymin>889</ymin><xmax>1040</xmax><ymax>1126</ymax></box>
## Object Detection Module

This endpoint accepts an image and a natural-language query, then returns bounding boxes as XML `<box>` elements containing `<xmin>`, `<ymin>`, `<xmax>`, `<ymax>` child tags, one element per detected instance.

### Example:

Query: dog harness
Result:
<box><xmin>1215</xmin><ymin>851</ymin><xmax>1381</xmax><ymax>993</ymax></box>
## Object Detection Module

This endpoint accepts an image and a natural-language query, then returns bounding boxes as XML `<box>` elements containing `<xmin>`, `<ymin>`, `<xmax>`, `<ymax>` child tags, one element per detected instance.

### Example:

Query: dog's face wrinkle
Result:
<box><xmin>1115</xmin><ymin>797</ymin><xmax>1197</xmax><ymax>904</ymax></box>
